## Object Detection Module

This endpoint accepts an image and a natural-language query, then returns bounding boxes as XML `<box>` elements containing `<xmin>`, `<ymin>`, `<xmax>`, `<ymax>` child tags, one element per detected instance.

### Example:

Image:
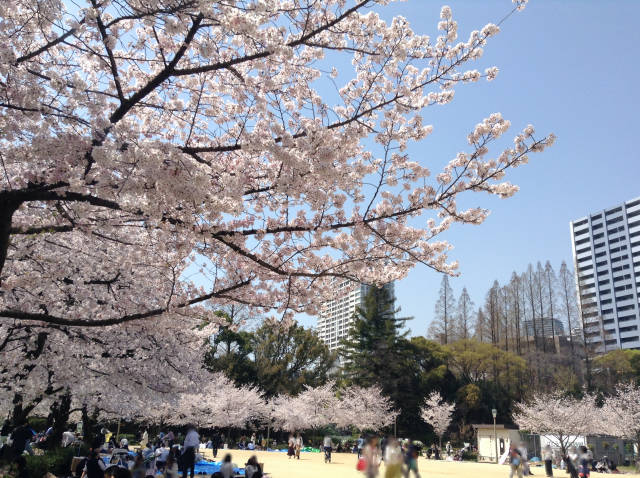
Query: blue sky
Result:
<box><xmin>294</xmin><ymin>0</ymin><xmax>640</xmax><ymax>334</ymax></box>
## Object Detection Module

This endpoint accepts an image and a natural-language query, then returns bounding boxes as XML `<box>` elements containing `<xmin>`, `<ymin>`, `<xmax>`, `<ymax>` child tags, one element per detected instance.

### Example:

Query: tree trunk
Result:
<box><xmin>0</xmin><ymin>199</ymin><xmax>18</xmax><ymax>280</ymax></box>
<box><xmin>49</xmin><ymin>391</ymin><xmax>72</xmax><ymax>449</ymax></box>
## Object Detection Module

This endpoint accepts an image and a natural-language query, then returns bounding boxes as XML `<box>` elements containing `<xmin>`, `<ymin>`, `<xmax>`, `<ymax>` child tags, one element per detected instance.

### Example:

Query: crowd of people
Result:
<box><xmin>71</xmin><ymin>425</ymin><xmax>264</xmax><ymax>478</ymax></box>
<box><xmin>507</xmin><ymin>442</ymin><xmax>622</xmax><ymax>478</ymax></box>
<box><xmin>3</xmin><ymin>416</ymin><xmax>634</xmax><ymax>478</ymax></box>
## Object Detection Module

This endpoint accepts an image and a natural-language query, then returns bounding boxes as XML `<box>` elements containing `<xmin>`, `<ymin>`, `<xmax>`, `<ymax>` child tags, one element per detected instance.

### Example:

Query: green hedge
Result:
<box><xmin>461</xmin><ymin>450</ymin><xmax>478</xmax><ymax>462</ymax></box>
<box><xmin>25</xmin><ymin>446</ymin><xmax>89</xmax><ymax>478</ymax></box>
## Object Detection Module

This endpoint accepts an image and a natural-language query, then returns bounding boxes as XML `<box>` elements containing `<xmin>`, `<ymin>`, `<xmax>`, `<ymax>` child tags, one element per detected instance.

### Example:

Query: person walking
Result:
<box><xmin>295</xmin><ymin>432</ymin><xmax>303</xmax><ymax>460</ymax></box>
<box><xmin>181</xmin><ymin>425</ymin><xmax>199</xmax><ymax>478</ymax></box>
<box><xmin>357</xmin><ymin>434</ymin><xmax>365</xmax><ymax>459</ymax></box>
<box><xmin>577</xmin><ymin>446</ymin><xmax>590</xmax><ymax>478</ymax></box>
<box><xmin>508</xmin><ymin>445</ymin><xmax>524</xmax><ymax>478</ymax></box>
<box><xmin>384</xmin><ymin>437</ymin><xmax>403</xmax><ymax>478</ymax></box>
<box><xmin>542</xmin><ymin>445</ymin><xmax>553</xmax><ymax>477</ymax></box>
<box><xmin>211</xmin><ymin>432</ymin><xmax>220</xmax><ymax>459</ymax></box>
<box><xmin>403</xmin><ymin>439</ymin><xmax>421</xmax><ymax>478</ymax></box>
<box><xmin>323</xmin><ymin>435</ymin><xmax>333</xmax><ymax>463</ymax></box>
<box><xmin>362</xmin><ymin>436</ymin><xmax>381</xmax><ymax>478</ymax></box>
<box><xmin>565</xmin><ymin>446</ymin><xmax>579</xmax><ymax>478</ymax></box>
<box><xmin>517</xmin><ymin>442</ymin><xmax>530</xmax><ymax>476</ymax></box>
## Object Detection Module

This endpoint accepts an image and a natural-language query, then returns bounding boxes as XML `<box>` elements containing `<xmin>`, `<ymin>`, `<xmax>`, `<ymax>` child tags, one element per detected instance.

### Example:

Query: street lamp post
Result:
<box><xmin>492</xmin><ymin>408</ymin><xmax>498</xmax><ymax>464</ymax></box>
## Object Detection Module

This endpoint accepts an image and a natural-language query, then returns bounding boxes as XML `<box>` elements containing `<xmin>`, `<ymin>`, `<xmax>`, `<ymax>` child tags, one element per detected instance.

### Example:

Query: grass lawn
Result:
<box><xmin>198</xmin><ymin>449</ymin><xmax>640</xmax><ymax>478</ymax></box>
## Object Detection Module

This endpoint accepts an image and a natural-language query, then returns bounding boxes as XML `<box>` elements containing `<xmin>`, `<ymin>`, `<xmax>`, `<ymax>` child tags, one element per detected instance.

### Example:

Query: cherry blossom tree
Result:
<box><xmin>272</xmin><ymin>382</ymin><xmax>396</xmax><ymax>432</ymax></box>
<box><xmin>167</xmin><ymin>375</ymin><xmax>266</xmax><ymax>428</ymax></box>
<box><xmin>602</xmin><ymin>383</ymin><xmax>640</xmax><ymax>470</ymax></box>
<box><xmin>513</xmin><ymin>391</ymin><xmax>599</xmax><ymax>456</ymax></box>
<box><xmin>0</xmin><ymin>0</ymin><xmax>553</xmax><ymax>335</ymax></box>
<box><xmin>420</xmin><ymin>391</ymin><xmax>455</xmax><ymax>447</ymax></box>
<box><xmin>0</xmin><ymin>314</ymin><xmax>222</xmax><ymax>427</ymax></box>
<box><xmin>337</xmin><ymin>385</ymin><xmax>398</xmax><ymax>432</ymax></box>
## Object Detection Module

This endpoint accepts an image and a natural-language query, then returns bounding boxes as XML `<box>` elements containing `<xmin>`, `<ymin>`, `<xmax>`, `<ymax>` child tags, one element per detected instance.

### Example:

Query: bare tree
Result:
<box><xmin>558</xmin><ymin>261</ymin><xmax>577</xmax><ymax>354</ymax></box>
<box><xmin>454</xmin><ymin>287</ymin><xmax>475</xmax><ymax>341</ymax></box>
<box><xmin>544</xmin><ymin>261</ymin><xmax>558</xmax><ymax>351</ymax></box>
<box><xmin>428</xmin><ymin>275</ymin><xmax>456</xmax><ymax>345</ymax></box>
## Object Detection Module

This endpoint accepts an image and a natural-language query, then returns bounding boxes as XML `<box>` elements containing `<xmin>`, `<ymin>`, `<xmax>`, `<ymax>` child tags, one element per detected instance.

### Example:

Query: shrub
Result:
<box><xmin>25</xmin><ymin>455</ymin><xmax>49</xmax><ymax>478</ymax></box>
<box><xmin>461</xmin><ymin>450</ymin><xmax>478</xmax><ymax>462</ymax></box>
<box><xmin>25</xmin><ymin>447</ymin><xmax>88</xmax><ymax>477</ymax></box>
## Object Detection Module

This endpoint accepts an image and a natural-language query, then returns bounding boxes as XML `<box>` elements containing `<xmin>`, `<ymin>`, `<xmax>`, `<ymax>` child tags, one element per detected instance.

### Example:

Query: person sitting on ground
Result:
<box><xmin>220</xmin><ymin>454</ymin><xmax>234</xmax><ymax>478</ymax></box>
<box><xmin>245</xmin><ymin>455</ymin><xmax>262</xmax><ymax>478</ymax></box>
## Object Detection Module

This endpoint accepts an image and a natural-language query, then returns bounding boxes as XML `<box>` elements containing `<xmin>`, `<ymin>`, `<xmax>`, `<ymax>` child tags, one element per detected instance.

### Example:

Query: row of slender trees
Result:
<box><xmin>429</xmin><ymin>260</ymin><xmax>581</xmax><ymax>352</ymax></box>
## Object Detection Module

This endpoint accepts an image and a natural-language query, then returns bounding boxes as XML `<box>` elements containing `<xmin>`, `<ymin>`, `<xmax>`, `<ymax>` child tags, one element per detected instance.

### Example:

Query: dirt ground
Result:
<box><xmin>198</xmin><ymin>449</ymin><xmax>640</xmax><ymax>478</ymax></box>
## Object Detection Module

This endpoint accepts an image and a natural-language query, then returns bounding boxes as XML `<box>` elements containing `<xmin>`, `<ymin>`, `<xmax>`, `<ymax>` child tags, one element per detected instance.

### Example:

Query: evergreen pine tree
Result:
<box><xmin>340</xmin><ymin>285</ymin><xmax>409</xmax><ymax>386</ymax></box>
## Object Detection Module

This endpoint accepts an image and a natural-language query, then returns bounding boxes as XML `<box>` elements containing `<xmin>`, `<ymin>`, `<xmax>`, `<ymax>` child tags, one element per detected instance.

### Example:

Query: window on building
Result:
<box><xmin>617</xmin><ymin>304</ymin><xmax>637</xmax><ymax>313</ymax></box>
<box><xmin>621</xmin><ymin>336</ymin><xmax>640</xmax><ymax>344</ymax></box>
<box><xmin>611</xmin><ymin>254</ymin><xmax>629</xmax><ymax>263</ymax></box>
<box><xmin>618</xmin><ymin>314</ymin><xmax>637</xmax><ymax>322</ymax></box>
<box><xmin>620</xmin><ymin>325</ymin><xmax>639</xmax><ymax>333</ymax></box>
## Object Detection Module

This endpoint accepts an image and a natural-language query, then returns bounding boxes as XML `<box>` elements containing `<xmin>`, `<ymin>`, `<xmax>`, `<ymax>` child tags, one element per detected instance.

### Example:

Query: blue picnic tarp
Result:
<box><xmin>194</xmin><ymin>460</ymin><xmax>244</xmax><ymax>475</ymax></box>
<box><xmin>101</xmin><ymin>456</ymin><xmax>244</xmax><ymax>476</ymax></box>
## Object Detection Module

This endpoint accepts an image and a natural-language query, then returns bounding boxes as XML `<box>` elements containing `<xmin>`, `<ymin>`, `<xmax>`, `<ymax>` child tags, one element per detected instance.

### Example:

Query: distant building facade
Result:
<box><xmin>570</xmin><ymin>197</ymin><xmax>640</xmax><ymax>351</ymax></box>
<box><xmin>316</xmin><ymin>280</ymin><xmax>395</xmax><ymax>352</ymax></box>
<box><xmin>523</xmin><ymin>317</ymin><xmax>565</xmax><ymax>337</ymax></box>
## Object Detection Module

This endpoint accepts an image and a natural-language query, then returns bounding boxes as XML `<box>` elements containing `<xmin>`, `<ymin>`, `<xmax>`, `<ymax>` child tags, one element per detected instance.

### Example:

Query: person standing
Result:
<box><xmin>141</xmin><ymin>430</ymin><xmax>149</xmax><ymax>449</ymax></box>
<box><xmin>508</xmin><ymin>445</ymin><xmax>523</xmax><ymax>478</ymax></box>
<box><xmin>81</xmin><ymin>449</ymin><xmax>106</xmax><ymax>478</ymax></box>
<box><xmin>165</xmin><ymin>449</ymin><xmax>179</xmax><ymax>478</ymax></box>
<box><xmin>295</xmin><ymin>433</ymin><xmax>303</xmax><ymax>460</ymax></box>
<box><xmin>323</xmin><ymin>435</ymin><xmax>333</xmax><ymax>463</ymax></box>
<box><xmin>380</xmin><ymin>436</ymin><xmax>388</xmax><ymax>462</ymax></box>
<box><xmin>384</xmin><ymin>438</ymin><xmax>403</xmax><ymax>478</ymax></box>
<box><xmin>362</xmin><ymin>436</ymin><xmax>381</xmax><ymax>478</ymax></box>
<box><xmin>357</xmin><ymin>434</ymin><xmax>365</xmax><ymax>459</ymax></box>
<box><xmin>287</xmin><ymin>434</ymin><xmax>295</xmax><ymax>459</ymax></box>
<box><xmin>542</xmin><ymin>445</ymin><xmax>553</xmax><ymax>477</ymax></box>
<box><xmin>181</xmin><ymin>425</ymin><xmax>199</xmax><ymax>478</ymax></box>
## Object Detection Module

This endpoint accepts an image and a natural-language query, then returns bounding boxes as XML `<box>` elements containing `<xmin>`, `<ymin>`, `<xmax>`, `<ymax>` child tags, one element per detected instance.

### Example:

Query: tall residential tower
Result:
<box><xmin>316</xmin><ymin>280</ymin><xmax>395</xmax><ymax>352</ymax></box>
<box><xmin>570</xmin><ymin>197</ymin><xmax>640</xmax><ymax>351</ymax></box>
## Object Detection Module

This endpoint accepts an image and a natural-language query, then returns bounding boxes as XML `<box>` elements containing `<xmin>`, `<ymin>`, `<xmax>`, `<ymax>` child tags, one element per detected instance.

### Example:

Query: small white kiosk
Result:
<box><xmin>473</xmin><ymin>424</ymin><xmax>522</xmax><ymax>463</ymax></box>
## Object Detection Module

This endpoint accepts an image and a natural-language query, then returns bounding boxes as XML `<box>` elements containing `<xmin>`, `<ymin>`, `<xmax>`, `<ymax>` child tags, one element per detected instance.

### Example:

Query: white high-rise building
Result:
<box><xmin>570</xmin><ymin>197</ymin><xmax>640</xmax><ymax>351</ymax></box>
<box><xmin>316</xmin><ymin>280</ymin><xmax>395</xmax><ymax>352</ymax></box>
